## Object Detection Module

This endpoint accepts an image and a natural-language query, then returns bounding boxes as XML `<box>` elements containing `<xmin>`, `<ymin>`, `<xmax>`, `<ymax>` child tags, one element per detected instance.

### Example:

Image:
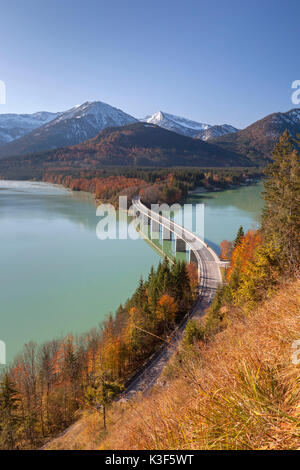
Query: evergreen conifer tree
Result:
<box><xmin>262</xmin><ymin>131</ymin><xmax>300</xmax><ymax>272</ymax></box>
<box><xmin>234</xmin><ymin>226</ymin><xmax>244</xmax><ymax>247</ymax></box>
<box><xmin>0</xmin><ymin>374</ymin><xmax>19</xmax><ymax>449</ymax></box>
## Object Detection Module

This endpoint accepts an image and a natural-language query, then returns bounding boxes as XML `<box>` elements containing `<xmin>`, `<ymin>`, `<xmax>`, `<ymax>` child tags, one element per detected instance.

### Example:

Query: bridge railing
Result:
<box><xmin>133</xmin><ymin>197</ymin><xmax>220</xmax><ymax>265</ymax></box>
<box><xmin>132</xmin><ymin>197</ymin><xmax>207</xmax><ymax>293</ymax></box>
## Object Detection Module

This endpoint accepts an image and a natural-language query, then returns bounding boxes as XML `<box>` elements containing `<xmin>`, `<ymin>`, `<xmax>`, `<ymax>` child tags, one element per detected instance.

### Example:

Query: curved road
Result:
<box><xmin>122</xmin><ymin>197</ymin><xmax>222</xmax><ymax>397</ymax></box>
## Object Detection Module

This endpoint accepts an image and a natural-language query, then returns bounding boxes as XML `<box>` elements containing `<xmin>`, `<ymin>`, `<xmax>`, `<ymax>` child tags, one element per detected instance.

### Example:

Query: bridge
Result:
<box><xmin>132</xmin><ymin>197</ymin><xmax>223</xmax><ymax>301</ymax></box>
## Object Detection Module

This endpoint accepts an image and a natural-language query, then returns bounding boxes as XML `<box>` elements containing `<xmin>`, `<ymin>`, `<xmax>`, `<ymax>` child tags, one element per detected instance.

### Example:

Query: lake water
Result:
<box><xmin>185</xmin><ymin>182</ymin><xmax>264</xmax><ymax>254</ymax></box>
<box><xmin>0</xmin><ymin>180</ymin><xmax>263</xmax><ymax>363</ymax></box>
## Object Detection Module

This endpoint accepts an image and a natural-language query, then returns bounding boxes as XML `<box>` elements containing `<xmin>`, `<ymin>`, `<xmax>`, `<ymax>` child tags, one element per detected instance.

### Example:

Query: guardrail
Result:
<box><xmin>133</xmin><ymin>197</ymin><xmax>220</xmax><ymax>262</ymax></box>
<box><xmin>132</xmin><ymin>197</ymin><xmax>213</xmax><ymax>296</ymax></box>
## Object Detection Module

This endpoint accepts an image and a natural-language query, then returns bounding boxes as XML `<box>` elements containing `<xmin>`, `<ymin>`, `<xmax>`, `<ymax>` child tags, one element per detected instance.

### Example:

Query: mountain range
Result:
<box><xmin>0</xmin><ymin>106</ymin><xmax>239</xmax><ymax>158</ymax></box>
<box><xmin>0</xmin><ymin>101</ymin><xmax>299</xmax><ymax>167</ymax></box>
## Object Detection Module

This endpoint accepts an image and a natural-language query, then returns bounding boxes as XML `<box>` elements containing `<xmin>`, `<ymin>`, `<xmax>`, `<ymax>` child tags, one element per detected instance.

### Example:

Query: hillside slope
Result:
<box><xmin>211</xmin><ymin>108</ymin><xmax>300</xmax><ymax>164</ymax></box>
<box><xmin>0</xmin><ymin>123</ymin><xmax>250</xmax><ymax>177</ymax></box>
<box><xmin>43</xmin><ymin>279</ymin><xmax>300</xmax><ymax>450</ymax></box>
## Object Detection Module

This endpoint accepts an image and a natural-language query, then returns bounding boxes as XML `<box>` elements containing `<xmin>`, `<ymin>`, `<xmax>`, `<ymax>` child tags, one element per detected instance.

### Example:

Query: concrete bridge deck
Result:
<box><xmin>132</xmin><ymin>197</ymin><xmax>222</xmax><ymax>299</ymax></box>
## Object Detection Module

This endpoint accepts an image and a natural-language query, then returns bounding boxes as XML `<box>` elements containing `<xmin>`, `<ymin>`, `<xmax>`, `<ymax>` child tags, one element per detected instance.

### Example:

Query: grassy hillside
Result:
<box><xmin>103</xmin><ymin>279</ymin><xmax>300</xmax><ymax>450</ymax></box>
<box><xmin>44</xmin><ymin>279</ymin><xmax>300</xmax><ymax>450</ymax></box>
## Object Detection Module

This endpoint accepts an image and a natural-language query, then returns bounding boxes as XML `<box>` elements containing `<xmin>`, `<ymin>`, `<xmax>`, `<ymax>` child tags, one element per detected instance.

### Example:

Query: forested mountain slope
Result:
<box><xmin>211</xmin><ymin>108</ymin><xmax>300</xmax><ymax>164</ymax></box>
<box><xmin>0</xmin><ymin>122</ymin><xmax>250</xmax><ymax>178</ymax></box>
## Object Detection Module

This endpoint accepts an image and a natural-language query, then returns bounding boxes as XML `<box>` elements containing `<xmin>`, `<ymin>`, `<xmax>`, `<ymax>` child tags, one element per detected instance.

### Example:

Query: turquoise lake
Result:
<box><xmin>0</xmin><ymin>180</ymin><xmax>263</xmax><ymax>362</ymax></box>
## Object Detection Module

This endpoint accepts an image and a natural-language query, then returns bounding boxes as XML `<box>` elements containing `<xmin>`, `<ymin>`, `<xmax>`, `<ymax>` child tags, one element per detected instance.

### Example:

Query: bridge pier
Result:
<box><xmin>162</xmin><ymin>226</ymin><xmax>171</xmax><ymax>241</ymax></box>
<box><xmin>169</xmin><ymin>220</ymin><xmax>175</xmax><ymax>233</ymax></box>
<box><xmin>132</xmin><ymin>198</ymin><xmax>221</xmax><ymax>291</ymax></box>
<box><xmin>142</xmin><ymin>214</ymin><xmax>151</xmax><ymax>225</ymax></box>
<box><xmin>139</xmin><ymin>214</ymin><xmax>150</xmax><ymax>237</ymax></box>
<box><xmin>189</xmin><ymin>250</ymin><xmax>201</xmax><ymax>282</ymax></box>
<box><xmin>151</xmin><ymin>219</ymin><xmax>160</xmax><ymax>240</ymax></box>
<box><xmin>175</xmin><ymin>237</ymin><xmax>186</xmax><ymax>252</ymax></box>
<box><xmin>189</xmin><ymin>249</ymin><xmax>198</xmax><ymax>266</ymax></box>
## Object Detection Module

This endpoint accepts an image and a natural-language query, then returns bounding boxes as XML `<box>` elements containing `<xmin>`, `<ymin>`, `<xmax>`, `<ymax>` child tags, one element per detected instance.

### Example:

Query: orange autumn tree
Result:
<box><xmin>220</xmin><ymin>240</ymin><xmax>233</xmax><ymax>260</ymax></box>
<box><xmin>227</xmin><ymin>229</ymin><xmax>262</xmax><ymax>288</ymax></box>
<box><xmin>186</xmin><ymin>262</ymin><xmax>199</xmax><ymax>296</ymax></box>
<box><xmin>232</xmin><ymin>237</ymin><xmax>281</xmax><ymax>309</ymax></box>
<box><xmin>225</xmin><ymin>229</ymin><xmax>281</xmax><ymax>309</ymax></box>
<box><xmin>156</xmin><ymin>294</ymin><xmax>178</xmax><ymax>335</ymax></box>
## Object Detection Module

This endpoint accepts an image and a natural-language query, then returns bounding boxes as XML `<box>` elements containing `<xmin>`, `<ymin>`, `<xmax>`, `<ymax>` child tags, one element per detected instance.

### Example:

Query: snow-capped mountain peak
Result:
<box><xmin>141</xmin><ymin>111</ymin><xmax>211</xmax><ymax>137</ymax></box>
<box><xmin>0</xmin><ymin>100</ymin><xmax>138</xmax><ymax>157</ymax></box>
<box><xmin>196</xmin><ymin>124</ymin><xmax>239</xmax><ymax>141</ymax></box>
<box><xmin>271</xmin><ymin>108</ymin><xmax>300</xmax><ymax>126</ymax></box>
<box><xmin>140</xmin><ymin>111</ymin><xmax>238</xmax><ymax>140</ymax></box>
<box><xmin>0</xmin><ymin>111</ymin><xmax>61</xmax><ymax>145</ymax></box>
<box><xmin>44</xmin><ymin>101</ymin><xmax>137</xmax><ymax>130</ymax></box>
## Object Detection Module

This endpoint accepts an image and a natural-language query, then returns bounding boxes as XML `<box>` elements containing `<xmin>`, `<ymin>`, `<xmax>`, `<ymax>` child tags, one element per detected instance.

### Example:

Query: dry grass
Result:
<box><xmin>43</xmin><ymin>410</ymin><xmax>104</xmax><ymax>450</ymax></box>
<box><xmin>46</xmin><ymin>280</ymin><xmax>300</xmax><ymax>450</ymax></box>
<box><xmin>100</xmin><ymin>279</ymin><xmax>300</xmax><ymax>450</ymax></box>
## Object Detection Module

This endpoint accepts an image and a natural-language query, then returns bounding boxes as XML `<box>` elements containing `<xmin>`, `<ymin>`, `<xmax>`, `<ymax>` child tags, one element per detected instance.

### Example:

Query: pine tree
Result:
<box><xmin>133</xmin><ymin>277</ymin><xmax>147</xmax><ymax>308</ymax></box>
<box><xmin>234</xmin><ymin>226</ymin><xmax>244</xmax><ymax>248</ymax></box>
<box><xmin>262</xmin><ymin>131</ymin><xmax>300</xmax><ymax>273</ymax></box>
<box><xmin>155</xmin><ymin>257</ymin><xmax>171</xmax><ymax>297</ymax></box>
<box><xmin>0</xmin><ymin>374</ymin><xmax>19</xmax><ymax>449</ymax></box>
<box><xmin>171</xmin><ymin>261</ymin><xmax>191</xmax><ymax>314</ymax></box>
<box><xmin>85</xmin><ymin>373</ymin><xmax>123</xmax><ymax>430</ymax></box>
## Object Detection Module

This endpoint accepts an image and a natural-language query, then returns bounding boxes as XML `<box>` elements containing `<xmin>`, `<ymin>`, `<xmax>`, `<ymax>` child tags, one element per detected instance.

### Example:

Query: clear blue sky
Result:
<box><xmin>0</xmin><ymin>0</ymin><xmax>299</xmax><ymax>128</ymax></box>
